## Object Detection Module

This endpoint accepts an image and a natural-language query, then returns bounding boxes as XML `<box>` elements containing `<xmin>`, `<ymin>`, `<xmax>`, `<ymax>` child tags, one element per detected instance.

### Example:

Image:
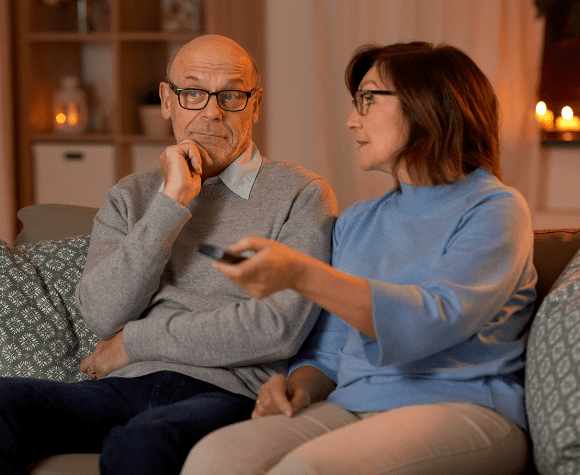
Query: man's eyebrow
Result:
<box><xmin>179</xmin><ymin>76</ymin><xmax>249</xmax><ymax>90</ymax></box>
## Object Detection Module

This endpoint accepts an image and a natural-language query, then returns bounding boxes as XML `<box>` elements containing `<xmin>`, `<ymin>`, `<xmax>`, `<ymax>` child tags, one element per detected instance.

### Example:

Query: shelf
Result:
<box><xmin>15</xmin><ymin>0</ymin><xmax>266</xmax><ymax>210</ymax></box>
<box><xmin>32</xmin><ymin>133</ymin><xmax>175</xmax><ymax>144</ymax></box>
<box><xmin>541</xmin><ymin>130</ymin><xmax>580</xmax><ymax>146</ymax></box>
<box><xmin>29</xmin><ymin>32</ymin><xmax>203</xmax><ymax>43</ymax></box>
<box><xmin>29</xmin><ymin>32</ymin><xmax>113</xmax><ymax>42</ymax></box>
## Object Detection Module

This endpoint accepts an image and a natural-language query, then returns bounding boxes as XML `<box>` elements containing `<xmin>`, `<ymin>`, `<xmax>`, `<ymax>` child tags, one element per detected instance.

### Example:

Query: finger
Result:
<box><xmin>289</xmin><ymin>387</ymin><xmax>310</xmax><ymax>415</ymax></box>
<box><xmin>179</xmin><ymin>140</ymin><xmax>213</xmax><ymax>173</ymax></box>
<box><xmin>227</xmin><ymin>236</ymin><xmax>275</xmax><ymax>254</ymax></box>
<box><xmin>79</xmin><ymin>355</ymin><xmax>90</xmax><ymax>373</ymax></box>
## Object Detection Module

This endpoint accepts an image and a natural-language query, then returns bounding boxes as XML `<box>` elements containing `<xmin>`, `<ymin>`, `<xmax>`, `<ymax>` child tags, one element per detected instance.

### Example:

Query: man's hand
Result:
<box><xmin>252</xmin><ymin>374</ymin><xmax>311</xmax><ymax>419</ymax></box>
<box><xmin>80</xmin><ymin>331</ymin><xmax>131</xmax><ymax>380</ymax></box>
<box><xmin>160</xmin><ymin>140</ymin><xmax>212</xmax><ymax>207</ymax></box>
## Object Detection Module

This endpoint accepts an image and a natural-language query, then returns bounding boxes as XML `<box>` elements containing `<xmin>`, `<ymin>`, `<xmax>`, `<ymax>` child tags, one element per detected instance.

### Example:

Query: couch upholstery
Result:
<box><xmin>6</xmin><ymin>205</ymin><xmax>580</xmax><ymax>475</ymax></box>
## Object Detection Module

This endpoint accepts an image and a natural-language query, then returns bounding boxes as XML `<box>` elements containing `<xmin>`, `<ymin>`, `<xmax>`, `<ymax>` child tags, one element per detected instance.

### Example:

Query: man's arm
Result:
<box><xmin>75</xmin><ymin>190</ymin><xmax>192</xmax><ymax>339</ymax></box>
<box><xmin>76</xmin><ymin>141</ymin><xmax>206</xmax><ymax>339</ymax></box>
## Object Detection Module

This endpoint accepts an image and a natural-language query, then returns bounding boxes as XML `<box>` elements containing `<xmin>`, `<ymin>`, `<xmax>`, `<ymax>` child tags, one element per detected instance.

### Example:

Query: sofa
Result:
<box><xmin>1</xmin><ymin>204</ymin><xmax>580</xmax><ymax>475</ymax></box>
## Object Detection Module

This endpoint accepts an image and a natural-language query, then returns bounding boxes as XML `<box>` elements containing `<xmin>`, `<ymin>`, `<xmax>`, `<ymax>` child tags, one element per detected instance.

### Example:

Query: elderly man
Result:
<box><xmin>0</xmin><ymin>35</ymin><xmax>336</xmax><ymax>475</ymax></box>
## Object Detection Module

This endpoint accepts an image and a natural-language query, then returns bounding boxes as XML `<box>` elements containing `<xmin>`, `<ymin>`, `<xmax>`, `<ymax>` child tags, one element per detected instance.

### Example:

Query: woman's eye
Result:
<box><xmin>364</xmin><ymin>94</ymin><xmax>374</xmax><ymax>105</ymax></box>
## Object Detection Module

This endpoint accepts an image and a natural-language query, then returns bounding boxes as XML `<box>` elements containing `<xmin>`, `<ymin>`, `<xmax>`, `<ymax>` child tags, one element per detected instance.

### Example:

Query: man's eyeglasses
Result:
<box><xmin>352</xmin><ymin>90</ymin><xmax>397</xmax><ymax>116</ymax></box>
<box><xmin>168</xmin><ymin>82</ymin><xmax>258</xmax><ymax>112</ymax></box>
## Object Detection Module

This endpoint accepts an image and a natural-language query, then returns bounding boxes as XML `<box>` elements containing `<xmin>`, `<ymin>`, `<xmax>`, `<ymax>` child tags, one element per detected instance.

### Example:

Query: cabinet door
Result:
<box><xmin>33</xmin><ymin>143</ymin><xmax>115</xmax><ymax>209</ymax></box>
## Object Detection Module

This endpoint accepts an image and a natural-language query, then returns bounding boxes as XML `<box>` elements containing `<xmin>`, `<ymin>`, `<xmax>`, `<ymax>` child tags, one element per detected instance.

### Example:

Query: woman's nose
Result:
<box><xmin>346</xmin><ymin>107</ymin><xmax>361</xmax><ymax>129</ymax></box>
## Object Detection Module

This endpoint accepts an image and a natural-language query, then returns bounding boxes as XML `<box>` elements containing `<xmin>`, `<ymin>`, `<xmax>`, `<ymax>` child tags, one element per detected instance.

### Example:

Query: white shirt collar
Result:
<box><xmin>158</xmin><ymin>142</ymin><xmax>262</xmax><ymax>200</ymax></box>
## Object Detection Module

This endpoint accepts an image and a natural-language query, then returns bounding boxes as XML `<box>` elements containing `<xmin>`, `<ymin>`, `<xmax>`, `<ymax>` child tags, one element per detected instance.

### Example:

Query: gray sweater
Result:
<box><xmin>75</xmin><ymin>159</ymin><xmax>337</xmax><ymax>399</ymax></box>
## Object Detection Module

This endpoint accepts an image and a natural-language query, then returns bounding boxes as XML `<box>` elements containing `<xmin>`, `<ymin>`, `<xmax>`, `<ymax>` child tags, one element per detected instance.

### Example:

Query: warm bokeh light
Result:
<box><xmin>55</xmin><ymin>112</ymin><xmax>67</xmax><ymax>124</ymax></box>
<box><xmin>562</xmin><ymin>106</ymin><xmax>574</xmax><ymax>120</ymax></box>
<box><xmin>536</xmin><ymin>101</ymin><xmax>547</xmax><ymax>115</ymax></box>
<box><xmin>535</xmin><ymin>101</ymin><xmax>554</xmax><ymax>131</ymax></box>
<box><xmin>555</xmin><ymin>106</ymin><xmax>580</xmax><ymax>131</ymax></box>
<box><xmin>67</xmin><ymin>103</ymin><xmax>79</xmax><ymax>125</ymax></box>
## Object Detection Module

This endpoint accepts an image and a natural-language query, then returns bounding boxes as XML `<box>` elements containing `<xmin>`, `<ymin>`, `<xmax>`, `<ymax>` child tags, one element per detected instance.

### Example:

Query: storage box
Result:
<box><xmin>33</xmin><ymin>143</ymin><xmax>115</xmax><ymax>209</ymax></box>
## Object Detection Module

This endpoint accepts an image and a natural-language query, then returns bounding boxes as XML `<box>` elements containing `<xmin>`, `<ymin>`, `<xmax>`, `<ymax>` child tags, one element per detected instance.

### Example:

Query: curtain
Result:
<box><xmin>265</xmin><ymin>0</ymin><xmax>544</xmax><ymax>213</ymax></box>
<box><xmin>0</xmin><ymin>0</ymin><xmax>15</xmax><ymax>243</ymax></box>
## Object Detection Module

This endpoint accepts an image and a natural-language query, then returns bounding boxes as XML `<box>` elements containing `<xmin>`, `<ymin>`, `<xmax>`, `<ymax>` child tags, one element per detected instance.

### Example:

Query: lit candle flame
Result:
<box><xmin>536</xmin><ymin>101</ymin><xmax>547</xmax><ymax>115</ymax></box>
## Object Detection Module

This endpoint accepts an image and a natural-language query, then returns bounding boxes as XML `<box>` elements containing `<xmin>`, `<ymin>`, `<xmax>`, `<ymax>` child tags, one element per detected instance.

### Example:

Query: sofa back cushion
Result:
<box><xmin>533</xmin><ymin>228</ymin><xmax>580</xmax><ymax>314</ymax></box>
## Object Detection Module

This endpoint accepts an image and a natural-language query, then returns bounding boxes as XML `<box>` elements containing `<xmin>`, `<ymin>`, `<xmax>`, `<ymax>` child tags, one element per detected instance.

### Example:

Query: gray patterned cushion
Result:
<box><xmin>0</xmin><ymin>236</ymin><xmax>98</xmax><ymax>382</ymax></box>
<box><xmin>526</xmin><ymin>246</ymin><xmax>580</xmax><ymax>475</ymax></box>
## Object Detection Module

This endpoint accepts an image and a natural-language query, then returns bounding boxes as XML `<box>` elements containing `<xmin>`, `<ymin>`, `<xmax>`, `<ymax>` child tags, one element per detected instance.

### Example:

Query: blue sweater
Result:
<box><xmin>290</xmin><ymin>168</ymin><xmax>536</xmax><ymax>430</ymax></box>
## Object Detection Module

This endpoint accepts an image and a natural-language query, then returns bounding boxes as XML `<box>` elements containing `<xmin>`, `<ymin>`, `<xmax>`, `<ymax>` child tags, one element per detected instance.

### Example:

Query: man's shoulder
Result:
<box><xmin>258</xmin><ymin>158</ymin><xmax>328</xmax><ymax>187</ymax></box>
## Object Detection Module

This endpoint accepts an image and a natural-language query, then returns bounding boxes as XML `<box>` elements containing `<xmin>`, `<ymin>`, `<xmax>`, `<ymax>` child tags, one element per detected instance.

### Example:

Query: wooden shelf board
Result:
<box><xmin>31</xmin><ymin>134</ymin><xmax>175</xmax><ymax>144</ymax></box>
<box><xmin>28</xmin><ymin>32</ymin><xmax>202</xmax><ymax>43</ymax></box>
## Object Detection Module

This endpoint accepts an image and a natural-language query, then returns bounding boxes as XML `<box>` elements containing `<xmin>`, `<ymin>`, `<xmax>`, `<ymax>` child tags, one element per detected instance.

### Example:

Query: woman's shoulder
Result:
<box><xmin>467</xmin><ymin>168</ymin><xmax>529</xmax><ymax>212</ymax></box>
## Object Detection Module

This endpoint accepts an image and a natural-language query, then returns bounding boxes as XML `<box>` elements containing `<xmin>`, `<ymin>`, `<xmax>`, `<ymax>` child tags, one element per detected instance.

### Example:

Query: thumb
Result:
<box><xmin>288</xmin><ymin>387</ymin><xmax>310</xmax><ymax>416</ymax></box>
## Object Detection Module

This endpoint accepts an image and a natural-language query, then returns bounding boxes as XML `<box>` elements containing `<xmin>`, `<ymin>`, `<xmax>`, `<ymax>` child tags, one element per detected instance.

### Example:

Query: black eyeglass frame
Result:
<box><xmin>168</xmin><ymin>82</ymin><xmax>258</xmax><ymax>112</ymax></box>
<box><xmin>352</xmin><ymin>89</ymin><xmax>398</xmax><ymax>116</ymax></box>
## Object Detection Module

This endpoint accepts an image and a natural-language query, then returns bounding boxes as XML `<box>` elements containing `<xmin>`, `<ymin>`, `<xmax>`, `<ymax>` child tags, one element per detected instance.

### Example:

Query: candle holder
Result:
<box><xmin>53</xmin><ymin>76</ymin><xmax>89</xmax><ymax>133</ymax></box>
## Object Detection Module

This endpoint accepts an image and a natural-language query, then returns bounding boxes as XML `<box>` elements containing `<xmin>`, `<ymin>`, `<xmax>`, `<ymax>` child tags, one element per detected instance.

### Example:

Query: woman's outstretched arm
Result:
<box><xmin>212</xmin><ymin>237</ymin><xmax>376</xmax><ymax>338</ymax></box>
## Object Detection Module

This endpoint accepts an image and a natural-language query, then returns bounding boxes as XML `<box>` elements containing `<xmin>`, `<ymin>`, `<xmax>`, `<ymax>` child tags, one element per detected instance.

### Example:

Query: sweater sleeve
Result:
<box><xmin>122</xmin><ymin>178</ymin><xmax>338</xmax><ymax>367</ymax></box>
<box><xmin>75</xmin><ymin>187</ymin><xmax>191</xmax><ymax>338</ymax></box>
<box><xmin>365</xmin><ymin>192</ymin><xmax>536</xmax><ymax>367</ymax></box>
<box><xmin>288</xmin><ymin>310</ymin><xmax>349</xmax><ymax>383</ymax></box>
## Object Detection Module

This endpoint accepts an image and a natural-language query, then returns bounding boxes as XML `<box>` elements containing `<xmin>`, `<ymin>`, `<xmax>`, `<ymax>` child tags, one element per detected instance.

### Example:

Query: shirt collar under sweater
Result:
<box><xmin>158</xmin><ymin>141</ymin><xmax>262</xmax><ymax>200</ymax></box>
<box><xmin>394</xmin><ymin>168</ymin><xmax>492</xmax><ymax>217</ymax></box>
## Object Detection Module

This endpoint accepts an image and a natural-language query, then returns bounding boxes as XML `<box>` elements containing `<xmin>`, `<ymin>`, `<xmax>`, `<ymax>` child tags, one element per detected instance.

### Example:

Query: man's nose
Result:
<box><xmin>203</xmin><ymin>95</ymin><xmax>223</xmax><ymax>119</ymax></box>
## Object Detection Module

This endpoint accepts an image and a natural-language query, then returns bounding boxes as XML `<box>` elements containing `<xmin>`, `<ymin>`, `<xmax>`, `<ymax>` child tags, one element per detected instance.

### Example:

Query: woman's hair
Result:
<box><xmin>345</xmin><ymin>42</ymin><xmax>502</xmax><ymax>188</ymax></box>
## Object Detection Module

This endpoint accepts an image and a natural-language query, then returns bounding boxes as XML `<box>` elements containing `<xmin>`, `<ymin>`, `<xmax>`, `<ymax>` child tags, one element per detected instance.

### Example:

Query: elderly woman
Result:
<box><xmin>181</xmin><ymin>42</ymin><xmax>535</xmax><ymax>475</ymax></box>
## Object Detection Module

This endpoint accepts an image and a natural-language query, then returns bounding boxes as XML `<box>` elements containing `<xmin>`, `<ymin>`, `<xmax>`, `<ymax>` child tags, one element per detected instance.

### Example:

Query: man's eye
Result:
<box><xmin>187</xmin><ymin>90</ymin><xmax>200</xmax><ymax>98</ymax></box>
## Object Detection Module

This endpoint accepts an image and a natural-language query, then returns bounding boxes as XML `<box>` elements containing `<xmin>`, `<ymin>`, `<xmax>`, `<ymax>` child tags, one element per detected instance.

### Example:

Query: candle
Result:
<box><xmin>535</xmin><ymin>101</ymin><xmax>554</xmax><ymax>131</ymax></box>
<box><xmin>555</xmin><ymin>106</ymin><xmax>580</xmax><ymax>131</ymax></box>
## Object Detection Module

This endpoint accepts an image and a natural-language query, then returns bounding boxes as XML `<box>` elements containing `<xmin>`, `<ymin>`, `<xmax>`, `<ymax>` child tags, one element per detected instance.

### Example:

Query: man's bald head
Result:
<box><xmin>167</xmin><ymin>35</ymin><xmax>260</xmax><ymax>88</ymax></box>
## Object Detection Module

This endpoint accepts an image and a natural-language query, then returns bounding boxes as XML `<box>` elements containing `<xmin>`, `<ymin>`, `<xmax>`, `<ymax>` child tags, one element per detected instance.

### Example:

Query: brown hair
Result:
<box><xmin>345</xmin><ymin>42</ymin><xmax>502</xmax><ymax>188</ymax></box>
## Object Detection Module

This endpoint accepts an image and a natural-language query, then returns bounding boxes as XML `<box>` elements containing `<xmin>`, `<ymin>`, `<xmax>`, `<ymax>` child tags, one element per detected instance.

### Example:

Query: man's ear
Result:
<box><xmin>251</xmin><ymin>87</ymin><xmax>263</xmax><ymax>124</ymax></box>
<box><xmin>160</xmin><ymin>82</ymin><xmax>172</xmax><ymax>119</ymax></box>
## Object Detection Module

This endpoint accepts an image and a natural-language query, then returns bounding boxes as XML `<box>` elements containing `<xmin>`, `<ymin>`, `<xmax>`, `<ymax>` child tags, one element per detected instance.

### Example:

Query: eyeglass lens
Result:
<box><xmin>353</xmin><ymin>91</ymin><xmax>369</xmax><ymax>115</ymax></box>
<box><xmin>179</xmin><ymin>89</ymin><xmax>249</xmax><ymax>111</ymax></box>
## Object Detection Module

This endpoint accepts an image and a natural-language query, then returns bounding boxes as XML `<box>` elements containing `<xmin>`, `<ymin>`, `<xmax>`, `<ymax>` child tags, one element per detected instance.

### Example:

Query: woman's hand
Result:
<box><xmin>213</xmin><ymin>237</ymin><xmax>307</xmax><ymax>299</ymax></box>
<box><xmin>252</xmin><ymin>374</ymin><xmax>311</xmax><ymax>419</ymax></box>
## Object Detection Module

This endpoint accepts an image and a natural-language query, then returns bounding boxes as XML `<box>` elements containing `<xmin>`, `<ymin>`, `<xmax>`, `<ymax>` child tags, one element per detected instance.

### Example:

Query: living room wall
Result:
<box><xmin>264</xmin><ymin>0</ymin><xmax>580</xmax><ymax>229</ymax></box>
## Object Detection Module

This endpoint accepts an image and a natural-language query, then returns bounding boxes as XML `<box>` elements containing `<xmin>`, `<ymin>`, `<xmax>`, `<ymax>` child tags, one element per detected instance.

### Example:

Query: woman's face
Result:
<box><xmin>346</xmin><ymin>66</ymin><xmax>411</xmax><ymax>181</ymax></box>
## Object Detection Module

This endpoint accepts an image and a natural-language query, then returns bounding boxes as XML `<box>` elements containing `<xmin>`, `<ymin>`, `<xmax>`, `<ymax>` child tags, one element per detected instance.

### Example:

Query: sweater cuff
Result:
<box><xmin>123</xmin><ymin>316</ymin><xmax>163</xmax><ymax>363</ymax></box>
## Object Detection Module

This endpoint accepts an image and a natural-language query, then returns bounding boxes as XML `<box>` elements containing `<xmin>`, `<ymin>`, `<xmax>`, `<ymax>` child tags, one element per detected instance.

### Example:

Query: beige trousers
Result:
<box><xmin>181</xmin><ymin>401</ymin><xmax>529</xmax><ymax>475</ymax></box>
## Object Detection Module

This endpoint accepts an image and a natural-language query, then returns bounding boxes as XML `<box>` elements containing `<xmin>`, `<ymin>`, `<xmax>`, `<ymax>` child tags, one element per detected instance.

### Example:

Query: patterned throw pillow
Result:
<box><xmin>0</xmin><ymin>236</ymin><xmax>98</xmax><ymax>382</ymax></box>
<box><xmin>526</xmin><ymin>246</ymin><xmax>580</xmax><ymax>475</ymax></box>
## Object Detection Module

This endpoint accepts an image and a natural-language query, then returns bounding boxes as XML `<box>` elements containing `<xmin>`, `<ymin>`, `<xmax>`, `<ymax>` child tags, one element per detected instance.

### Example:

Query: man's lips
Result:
<box><xmin>194</xmin><ymin>132</ymin><xmax>227</xmax><ymax>139</ymax></box>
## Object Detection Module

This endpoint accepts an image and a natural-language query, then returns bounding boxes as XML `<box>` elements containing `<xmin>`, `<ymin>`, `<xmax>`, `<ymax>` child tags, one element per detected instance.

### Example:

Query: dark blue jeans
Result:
<box><xmin>0</xmin><ymin>371</ymin><xmax>255</xmax><ymax>475</ymax></box>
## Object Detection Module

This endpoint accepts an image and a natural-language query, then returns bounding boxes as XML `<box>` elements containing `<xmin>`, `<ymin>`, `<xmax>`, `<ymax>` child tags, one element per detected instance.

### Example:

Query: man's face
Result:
<box><xmin>161</xmin><ymin>38</ymin><xmax>262</xmax><ymax>175</ymax></box>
